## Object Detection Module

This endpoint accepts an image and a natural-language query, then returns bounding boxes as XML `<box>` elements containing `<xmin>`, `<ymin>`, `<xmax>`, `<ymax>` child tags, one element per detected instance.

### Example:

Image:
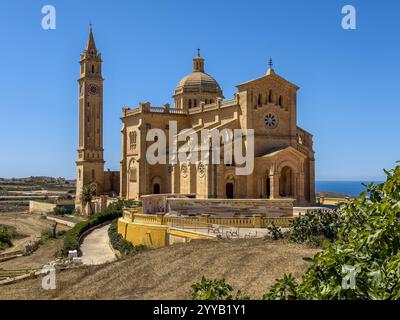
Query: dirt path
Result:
<box><xmin>0</xmin><ymin>238</ymin><xmax>319</xmax><ymax>300</ymax></box>
<box><xmin>0</xmin><ymin>239</ymin><xmax>63</xmax><ymax>270</ymax></box>
<box><xmin>80</xmin><ymin>224</ymin><xmax>116</xmax><ymax>265</ymax></box>
<box><xmin>0</xmin><ymin>212</ymin><xmax>69</xmax><ymax>254</ymax></box>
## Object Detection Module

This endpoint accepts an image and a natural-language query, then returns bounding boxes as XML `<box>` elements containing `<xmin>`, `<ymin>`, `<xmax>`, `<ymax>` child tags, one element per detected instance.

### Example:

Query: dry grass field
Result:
<box><xmin>0</xmin><ymin>238</ymin><xmax>318</xmax><ymax>300</ymax></box>
<box><xmin>0</xmin><ymin>212</ymin><xmax>68</xmax><ymax>255</ymax></box>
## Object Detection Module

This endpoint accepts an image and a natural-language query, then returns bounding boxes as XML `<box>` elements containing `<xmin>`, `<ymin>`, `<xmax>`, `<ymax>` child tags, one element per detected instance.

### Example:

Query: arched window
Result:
<box><xmin>78</xmin><ymin>169</ymin><xmax>81</xmax><ymax>180</ymax></box>
<box><xmin>257</xmin><ymin>94</ymin><xmax>261</xmax><ymax>106</ymax></box>
<box><xmin>188</xmin><ymin>99</ymin><xmax>192</xmax><ymax>108</ymax></box>
<box><xmin>194</xmin><ymin>99</ymin><xmax>197</xmax><ymax>108</ymax></box>
<box><xmin>278</xmin><ymin>96</ymin><xmax>282</xmax><ymax>106</ymax></box>
<box><xmin>268</xmin><ymin>90</ymin><xmax>273</xmax><ymax>103</ymax></box>
<box><xmin>129</xmin><ymin>131</ymin><xmax>137</xmax><ymax>150</ymax></box>
<box><xmin>92</xmin><ymin>65</ymin><xmax>95</xmax><ymax>73</ymax></box>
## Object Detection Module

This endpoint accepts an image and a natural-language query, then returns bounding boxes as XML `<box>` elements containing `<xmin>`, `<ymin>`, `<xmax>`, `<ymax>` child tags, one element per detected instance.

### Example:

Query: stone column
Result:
<box><xmin>298</xmin><ymin>172</ymin><xmax>305</xmax><ymax>204</ymax></box>
<box><xmin>270</xmin><ymin>173</ymin><xmax>280</xmax><ymax>199</ymax></box>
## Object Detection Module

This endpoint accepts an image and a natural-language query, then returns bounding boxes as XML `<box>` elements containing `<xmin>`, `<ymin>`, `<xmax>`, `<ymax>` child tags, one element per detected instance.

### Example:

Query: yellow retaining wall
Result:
<box><xmin>318</xmin><ymin>197</ymin><xmax>351</xmax><ymax>206</ymax></box>
<box><xmin>118</xmin><ymin>209</ymin><xmax>294</xmax><ymax>248</ymax></box>
<box><xmin>123</xmin><ymin>210</ymin><xmax>294</xmax><ymax>228</ymax></box>
<box><xmin>118</xmin><ymin>218</ymin><xmax>214</xmax><ymax>248</ymax></box>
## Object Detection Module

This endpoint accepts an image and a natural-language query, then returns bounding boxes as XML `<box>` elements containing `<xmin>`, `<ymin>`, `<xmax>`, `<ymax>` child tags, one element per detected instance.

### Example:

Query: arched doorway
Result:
<box><xmin>279</xmin><ymin>166</ymin><xmax>293</xmax><ymax>197</ymax></box>
<box><xmin>226</xmin><ymin>183</ymin><xmax>234</xmax><ymax>199</ymax></box>
<box><xmin>153</xmin><ymin>183</ymin><xmax>160</xmax><ymax>194</ymax></box>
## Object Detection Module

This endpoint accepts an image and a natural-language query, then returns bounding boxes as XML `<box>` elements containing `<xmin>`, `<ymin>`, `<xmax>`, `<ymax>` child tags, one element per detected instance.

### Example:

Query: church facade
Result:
<box><xmin>120</xmin><ymin>56</ymin><xmax>316</xmax><ymax>206</ymax></box>
<box><xmin>76</xmin><ymin>28</ymin><xmax>316</xmax><ymax>210</ymax></box>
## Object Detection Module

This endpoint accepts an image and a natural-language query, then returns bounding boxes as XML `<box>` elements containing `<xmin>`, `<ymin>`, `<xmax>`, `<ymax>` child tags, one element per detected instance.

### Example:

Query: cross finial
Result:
<box><xmin>89</xmin><ymin>22</ymin><xmax>93</xmax><ymax>32</ymax></box>
<box><xmin>268</xmin><ymin>57</ymin><xmax>273</xmax><ymax>69</ymax></box>
<box><xmin>197</xmin><ymin>48</ymin><xmax>200</xmax><ymax>57</ymax></box>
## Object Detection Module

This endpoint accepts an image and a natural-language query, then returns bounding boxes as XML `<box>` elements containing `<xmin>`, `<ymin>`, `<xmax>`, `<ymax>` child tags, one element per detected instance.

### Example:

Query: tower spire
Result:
<box><xmin>86</xmin><ymin>24</ymin><xmax>97</xmax><ymax>51</ymax></box>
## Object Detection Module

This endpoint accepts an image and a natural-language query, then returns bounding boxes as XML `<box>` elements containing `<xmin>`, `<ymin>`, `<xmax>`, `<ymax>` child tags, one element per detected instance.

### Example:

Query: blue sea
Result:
<box><xmin>316</xmin><ymin>181</ymin><xmax>384</xmax><ymax>197</ymax></box>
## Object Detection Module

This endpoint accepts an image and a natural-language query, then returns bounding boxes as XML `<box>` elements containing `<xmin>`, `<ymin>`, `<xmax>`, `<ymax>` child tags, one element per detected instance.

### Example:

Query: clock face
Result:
<box><xmin>264</xmin><ymin>113</ymin><xmax>279</xmax><ymax>129</ymax></box>
<box><xmin>89</xmin><ymin>84</ymin><xmax>98</xmax><ymax>95</ymax></box>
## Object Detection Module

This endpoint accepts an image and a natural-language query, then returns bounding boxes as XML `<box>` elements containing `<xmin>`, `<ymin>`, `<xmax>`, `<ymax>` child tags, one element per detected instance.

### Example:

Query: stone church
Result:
<box><xmin>76</xmin><ymin>28</ymin><xmax>316</xmax><ymax>210</ymax></box>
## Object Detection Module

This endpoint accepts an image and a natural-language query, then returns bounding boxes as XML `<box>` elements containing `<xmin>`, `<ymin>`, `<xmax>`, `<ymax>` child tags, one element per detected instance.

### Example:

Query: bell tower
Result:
<box><xmin>76</xmin><ymin>25</ymin><xmax>105</xmax><ymax>212</ymax></box>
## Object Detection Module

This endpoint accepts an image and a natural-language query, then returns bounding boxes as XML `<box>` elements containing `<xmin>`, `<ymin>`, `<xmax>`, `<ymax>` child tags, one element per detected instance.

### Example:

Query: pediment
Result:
<box><xmin>236</xmin><ymin>69</ymin><xmax>299</xmax><ymax>91</ymax></box>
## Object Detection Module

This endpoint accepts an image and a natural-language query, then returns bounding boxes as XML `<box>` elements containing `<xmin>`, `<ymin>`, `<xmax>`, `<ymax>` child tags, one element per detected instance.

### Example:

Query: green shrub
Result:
<box><xmin>40</xmin><ymin>228</ymin><xmax>55</xmax><ymax>242</ymax></box>
<box><xmin>0</xmin><ymin>226</ymin><xmax>15</xmax><ymax>250</ymax></box>
<box><xmin>53</xmin><ymin>206</ymin><xmax>67</xmax><ymax>216</ymax></box>
<box><xmin>191</xmin><ymin>276</ymin><xmax>249</xmax><ymax>300</ymax></box>
<box><xmin>262</xmin><ymin>274</ymin><xmax>298</xmax><ymax>300</ymax></box>
<box><xmin>290</xmin><ymin>209</ymin><xmax>343</xmax><ymax>247</ymax></box>
<box><xmin>264</xmin><ymin>164</ymin><xmax>400</xmax><ymax>300</ymax></box>
<box><xmin>108</xmin><ymin>219</ymin><xmax>147</xmax><ymax>256</ymax></box>
<box><xmin>266</xmin><ymin>223</ymin><xmax>284</xmax><ymax>240</ymax></box>
<box><xmin>62</xmin><ymin>200</ymin><xmax>134</xmax><ymax>255</ymax></box>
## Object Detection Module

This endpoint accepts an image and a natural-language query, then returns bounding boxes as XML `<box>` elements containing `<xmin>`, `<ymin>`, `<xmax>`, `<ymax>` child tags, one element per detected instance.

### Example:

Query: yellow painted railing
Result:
<box><xmin>123</xmin><ymin>209</ymin><xmax>295</xmax><ymax>228</ymax></box>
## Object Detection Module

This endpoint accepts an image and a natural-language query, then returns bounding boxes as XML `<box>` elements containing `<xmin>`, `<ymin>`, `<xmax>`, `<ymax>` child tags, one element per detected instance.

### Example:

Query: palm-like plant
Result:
<box><xmin>80</xmin><ymin>185</ymin><xmax>96</xmax><ymax>215</ymax></box>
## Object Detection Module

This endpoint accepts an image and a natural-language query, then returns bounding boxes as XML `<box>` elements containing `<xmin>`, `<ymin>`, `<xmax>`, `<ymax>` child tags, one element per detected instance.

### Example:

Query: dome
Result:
<box><xmin>174</xmin><ymin>52</ymin><xmax>223</xmax><ymax>96</ymax></box>
<box><xmin>175</xmin><ymin>72</ymin><xmax>222</xmax><ymax>95</ymax></box>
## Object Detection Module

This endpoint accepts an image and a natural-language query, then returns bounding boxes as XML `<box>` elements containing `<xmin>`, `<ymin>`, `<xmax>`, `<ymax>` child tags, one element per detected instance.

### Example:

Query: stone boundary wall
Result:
<box><xmin>29</xmin><ymin>201</ymin><xmax>56</xmax><ymax>214</ymax></box>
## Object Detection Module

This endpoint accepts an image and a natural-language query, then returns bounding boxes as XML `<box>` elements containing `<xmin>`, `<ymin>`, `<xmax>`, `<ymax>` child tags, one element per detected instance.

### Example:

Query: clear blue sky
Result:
<box><xmin>0</xmin><ymin>0</ymin><xmax>399</xmax><ymax>181</ymax></box>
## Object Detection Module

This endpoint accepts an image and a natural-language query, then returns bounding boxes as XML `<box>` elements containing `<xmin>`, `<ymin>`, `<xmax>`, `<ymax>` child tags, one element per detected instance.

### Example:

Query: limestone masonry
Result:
<box><xmin>75</xmin><ymin>27</ymin><xmax>316</xmax><ymax>214</ymax></box>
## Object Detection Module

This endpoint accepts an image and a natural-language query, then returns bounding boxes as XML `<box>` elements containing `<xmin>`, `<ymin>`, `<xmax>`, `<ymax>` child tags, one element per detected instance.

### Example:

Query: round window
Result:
<box><xmin>264</xmin><ymin>113</ymin><xmax>279</xmax><ymax>129</ymax></box>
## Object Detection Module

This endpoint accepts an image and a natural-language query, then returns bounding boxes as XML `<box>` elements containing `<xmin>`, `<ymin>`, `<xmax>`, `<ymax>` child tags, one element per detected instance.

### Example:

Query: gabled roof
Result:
<box><xmin>236</xmin><ymin>69</ymin><xmax>299</xmax><ymax>90</ymax></box>
<box><xmin>257</xmin><ymin>145</ymin><xmax>306</xmax><ymax>159</ymax></box>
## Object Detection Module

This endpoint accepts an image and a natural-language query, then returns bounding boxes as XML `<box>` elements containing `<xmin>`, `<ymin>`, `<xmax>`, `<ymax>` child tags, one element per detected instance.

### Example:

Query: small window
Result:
<box><xmin>194</xmin><ymin>99</ymin><xmax>197</xmax><ymax>108</ymax></box>
<box><xmin>188</xmin><ymin>99</ymin><xmax>192</xmax><ymax>108</ymax></box>
<box><xmin>92</xmin><ymin>65</ymin><xmax>95</xmax><ymax>73</ymax></box>
<box><xmin>91</xmin><ymin>169</ymin><xmax>95</xmax><ymax>180</ymax></box>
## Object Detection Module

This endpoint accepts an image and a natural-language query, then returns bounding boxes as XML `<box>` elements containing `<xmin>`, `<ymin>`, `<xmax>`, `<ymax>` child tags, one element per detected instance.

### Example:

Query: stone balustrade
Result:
<box><xmin>122</xmin><ymin>210</ymin><xmax>295</xmax><ymax>228</ymax></box>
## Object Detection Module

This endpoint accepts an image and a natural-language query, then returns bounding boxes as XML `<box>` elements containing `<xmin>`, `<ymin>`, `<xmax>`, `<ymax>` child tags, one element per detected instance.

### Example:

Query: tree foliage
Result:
<box><xmin>290</xmin><ymin>209</ymin><xmax>344</xmax><ymax>247</ymax></box>
<box><xmin>191</xmin><ymin>276</ymin><xmax>249</xmax><ymax>300</ymax></box>
<box><xmin>80</xmin><ymin>185</ymin><xmax>97</xmax><ymax>215</ymax></box>
<box><xmin>265</xmin><ymin>164</ymin><xmax>400</xmax><ymax>300</ymax></box>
